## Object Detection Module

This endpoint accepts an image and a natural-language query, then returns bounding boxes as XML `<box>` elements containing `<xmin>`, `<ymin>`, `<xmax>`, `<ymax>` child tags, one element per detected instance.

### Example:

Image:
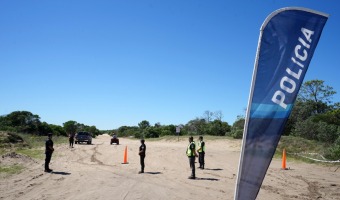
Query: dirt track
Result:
<box><xmin>1</xmin><ymin>134</ymin><xmax>340</xmax><ymax>200</ymax></box>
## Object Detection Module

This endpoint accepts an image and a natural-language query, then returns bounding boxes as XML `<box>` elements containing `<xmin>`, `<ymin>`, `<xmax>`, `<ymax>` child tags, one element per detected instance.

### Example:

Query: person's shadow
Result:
<box><xmin>145</xmin><ymin>172</ymin><xmax>162</xmax><ymax>175</ymax></box>
<box><xmin>51</xmin><ymin>171</ymin><xmax>71</xmax><ymax>175</ymax></box>
<box><xmin>204</xmin><ymin>168</ymin><xmax>223</xmax><ymax>171</ymax></box>
<box><xmin>195</xmin><ymin>177</ymin><xmax>219</xmax><ymax>181</ymax></box>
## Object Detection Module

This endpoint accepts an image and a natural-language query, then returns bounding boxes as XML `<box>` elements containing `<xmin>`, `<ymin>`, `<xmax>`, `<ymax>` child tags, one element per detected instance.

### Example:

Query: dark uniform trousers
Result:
<box><xmin>45</xmin><ymin>152</ymin><xmax>52</xmax><ymax>170</ymax></box>
<box><xmin>140</xmin><ymin>155</ymin><xmax>145</xmax><ymax>172</ymax></box>
<box><xmin>199</xmin><ymin>152</ymin><xmax>205</xmax><ymax>168</ymax></box>
<box><xmin>188</xmin><ymin>156</ymin><xmax>195</xmax><ymax>177</ymax></box>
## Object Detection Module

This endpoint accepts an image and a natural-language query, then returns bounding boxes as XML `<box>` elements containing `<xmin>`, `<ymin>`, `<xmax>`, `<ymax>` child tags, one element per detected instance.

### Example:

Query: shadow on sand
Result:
<box><xmin>204</xmin><ymin>168</ymin><xmax>223</xmax><ymax>171</ymax></box>
<box><xmin>51</xmin><ymin>171</ymin><xmax>71</xmax><ymax>175</ymax></box>
<box><xmin>145</xmin><ymin>172</ymin><xmax>162</xmax><ymax>175</ymax></box>
<box><xmin>195</xmin><ymin>177</ymin><xmax>219</xmax><ymax>181</ymax></box>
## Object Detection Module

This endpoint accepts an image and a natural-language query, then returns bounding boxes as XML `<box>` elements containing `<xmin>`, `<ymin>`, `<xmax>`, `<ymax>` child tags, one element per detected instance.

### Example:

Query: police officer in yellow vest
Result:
<box><xmin>197</xmin><ymin>136</ymin><xmax>205</xmax><ymax>169</ymax></box>
<box><xmin>187</xmin><ymin>136</ymin><xmax>198</xmax><ymax>179</ymax></box>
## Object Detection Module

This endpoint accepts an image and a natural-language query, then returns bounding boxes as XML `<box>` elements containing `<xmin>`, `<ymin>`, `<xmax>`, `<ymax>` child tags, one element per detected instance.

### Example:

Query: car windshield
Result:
<box><xmin>77</xmin><ymin>132</ymin><xmax>90</xmax><ymax>136</ymax></box>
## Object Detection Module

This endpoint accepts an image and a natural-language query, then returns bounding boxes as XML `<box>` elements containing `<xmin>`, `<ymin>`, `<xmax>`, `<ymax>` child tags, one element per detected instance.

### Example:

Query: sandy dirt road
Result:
<box><xmin>1</xmin><ymin>134</ymin><xmax>340</xmax><ymax>200</ymax></box>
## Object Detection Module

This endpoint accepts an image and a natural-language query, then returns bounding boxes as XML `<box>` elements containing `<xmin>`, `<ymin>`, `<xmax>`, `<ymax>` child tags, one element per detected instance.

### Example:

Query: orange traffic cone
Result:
<box><xmin>122</xmin><ymin>146</ymin><xmax>129</xmax><ymax>164</ymax></box>
<box><xmin>282</xmin><ymin>148</ymin><xmax>287</xmax><ymax>170</ymax></box>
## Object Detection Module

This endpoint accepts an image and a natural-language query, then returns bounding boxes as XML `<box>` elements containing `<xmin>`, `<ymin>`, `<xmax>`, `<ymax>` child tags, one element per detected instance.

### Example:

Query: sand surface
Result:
<box><xmin>1</xmin><ymin>134</ymin><xmax>339</xmax><ymax>200</ymax></box>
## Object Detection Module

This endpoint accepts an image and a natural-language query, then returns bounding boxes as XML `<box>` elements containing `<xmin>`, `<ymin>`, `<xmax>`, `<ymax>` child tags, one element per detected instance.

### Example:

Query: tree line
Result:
<box><xmin>115</xmin><ymin>110</ymin><xmax>232</xmax><ymax>139</ymax></box>
<box><xmin>1</xmin><ymin>79</ymin><xmax>339</xmax><ymax>159</ymax></box>
<box><xmin>283</xmin><ymin>80</ymin><xmax>340</xmax><ymax>160</ymax></box>
<box><xmin>226</xmin><ymin>80</ymin><xmax>340</xmax><ymax>160</ymax></box>
<box><xmin>0</xmin><ymin>111</ymin><xmax>100</xmax><ymax>137</ymax></box>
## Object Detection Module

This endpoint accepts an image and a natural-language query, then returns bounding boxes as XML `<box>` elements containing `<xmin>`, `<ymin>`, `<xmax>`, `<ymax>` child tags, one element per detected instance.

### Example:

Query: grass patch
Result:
<box><xmin>0</xmin><ymin>132</ymin><xmax>68</xmax><ymax>159</ymax></box>
<box><xmin>0</xmin><ymin>164</ymin><xmax>25</xmax><ymax>176</ymax></box>
<box><xmin>277</xmin><ymin>135</ymin><xmax>326</xmax><ymax>153</ymax></box>
<box><xmin>18</xmin><ymin>134</ymin><xmax>69</xmax><ymax>148</ymax></box>
<box><xmin>14</xmin><ymin>134</ymin><xmax>68</xmax><ymax>159</ymax></box>
<box><xmin>0</xmin><ymin>148</ymin><xmax>6</xmax><ymax>156</ymax></box>
<box><xmin>275</xmin><ymin>135</ymin><xmax>332</xmax><ymax>164</ymax></box>
<box><xmin>16</xmin><ymin>148</ymin><xmax>44</xmax><ymax>159</ymax></box>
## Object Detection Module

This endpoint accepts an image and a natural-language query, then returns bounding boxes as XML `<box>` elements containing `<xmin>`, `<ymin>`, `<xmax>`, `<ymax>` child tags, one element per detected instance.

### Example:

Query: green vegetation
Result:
<box><xmin>115</xmin><ymin>113</ymin><xmax>232</xmax><ymax>140</ymax></box>
<box><xmin>0</xmin><ymin>111</ymin><xmax>101</xmax><ymax>137</ymax></box>
<box><xmin>0</xmin><ymin>164</ymin><xmax>24</xmax><ymax>176</ymax></box>
<box><xmin>283</xmin><ymin>80</ymin><xmax>340</xmax><ymax>160</ymax></box>
<box><xmin>15</xmin><ymin>149</ymin><xmax>44</xmax><ymax>159</ymax></box>
<box><xmin>275</xmin><ymin>136</ymin><xmax>340</xmax><ymax>165</ymax></box>
<box><xmin>277</xmin><ymin>136</ymin><xmax>326</xmax><ymax>154</ymax></box>
<box><xmin>112</xmin><ymin>80</ymin><xmax>340</xmax><ymax>162</ymax></box>
<box><xmin>0</xmin><ymin>79</ymin><xmax>339</xmax><ymax>163</ymax></box>
<box><xmin>18</xmin><ymin>133</ymin><xmax>68</xmax><ymax>148</ymax></box>
<box><xmin>0</xmin><ymin>132</ymin><xmax>68</xmax><ymax>158</ymax></box>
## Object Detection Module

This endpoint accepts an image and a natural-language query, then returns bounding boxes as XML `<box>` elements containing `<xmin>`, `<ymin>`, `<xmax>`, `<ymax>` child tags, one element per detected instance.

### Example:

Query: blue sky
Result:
<box><xmin>1</xmin><ymin>0</ymin><xmax>339</xmax><ymax>130</ymax></box>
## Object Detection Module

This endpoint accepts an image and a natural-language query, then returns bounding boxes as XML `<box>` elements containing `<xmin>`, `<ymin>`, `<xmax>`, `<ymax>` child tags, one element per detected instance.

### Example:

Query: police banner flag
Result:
<box><xmin>234</xmin><ymin>7</ymin><xmax>328</xmax><ymax>200</ymax></box>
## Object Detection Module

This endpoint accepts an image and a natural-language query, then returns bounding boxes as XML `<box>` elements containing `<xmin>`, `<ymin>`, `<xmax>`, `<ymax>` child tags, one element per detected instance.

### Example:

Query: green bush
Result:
<box><xmin>144</xmin><ymin>127</ymin><xmax>160</xmax><ymax>138</ymax></box>
<box><xmin>316</xmin><ymin>122</ymin><xmax>339</xmax><ymax>143</ymax></box>
<box><xmin>292</xmin><ymin>118</ymin><xmax>319</xmax><ymax>140</ymax></box>
<box><xmin>325</xmin><ymin>137</ymin><xmax>340</xmax><ymax>160</ymax></box>
<box><xmin>134</xmin><ymin>131</ymin><xmax>143</xmax><ymax>139</ymax></box>
<box><xmin>231</xmin><ymin>129</ymin><xmax>243</xmax><ymax>139</ymax></box>
<box><xmin>7</xmin><ymin>133</ymin><xmax>24</xmax><ymax>143</ymax></box>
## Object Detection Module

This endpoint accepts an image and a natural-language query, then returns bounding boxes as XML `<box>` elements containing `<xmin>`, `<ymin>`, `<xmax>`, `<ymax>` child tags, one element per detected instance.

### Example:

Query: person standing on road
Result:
<box><xmin>197</xmin><ymin>136</ymin><xmax>205</xmax><ymax>169</ymax></box>
<box><xmin>69</xmin><ymin>132</ymin><xmax>75</xmax><ymax>148</ymax></box>
<box><xmin>187</xmin><ymin>136</ymin><xmax>198</xmax><ymax>179</ymax></box>
<box><xmin>139</xmin><ymin>139</ymin><xmax>146</xmax><ymax>174</ymax></box>
<box><xmin>45</xmin><ymin>133</ymin><xmax>54</xmax><ymax>172</ymax></box>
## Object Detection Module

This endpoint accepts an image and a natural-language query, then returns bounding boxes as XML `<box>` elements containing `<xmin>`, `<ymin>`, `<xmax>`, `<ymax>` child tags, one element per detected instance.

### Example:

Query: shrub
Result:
<box><xmin>292</xmin><ymin>118</ymin><xmax>319</xmax><ymax>140</ymax></box>
<box><xmin>231</xmin><ymin>128</ymin><xmax>243</xmax><ymax>139</ymax></box>
<box><xmin>316</xmin><ymin>122</ymin><xmax>339</xmax><ymax>143</ymax></box>
<box><xmin>325</xmin><ymin>137</ymin><xmax>340</xmax><ymax>160</ymax></box>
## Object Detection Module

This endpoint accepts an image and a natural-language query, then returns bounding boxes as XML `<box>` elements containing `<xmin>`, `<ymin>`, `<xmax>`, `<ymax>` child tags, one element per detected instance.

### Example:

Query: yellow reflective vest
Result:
<box><xmin>197</xmin><ymin>141</ymin><xmax>205</xmax><ymax>153</ymax></box>
<box><xmin>186</xmin><ymin>142</ymin><xmax>195</xmax><ymax>157</ymax></box>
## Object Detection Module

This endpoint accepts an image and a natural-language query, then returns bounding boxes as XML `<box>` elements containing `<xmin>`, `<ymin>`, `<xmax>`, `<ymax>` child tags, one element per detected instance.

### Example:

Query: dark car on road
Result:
<box><xmin>75</xmin><ymin>131</ymin><xmax>92</xmax><ymax>144</ymax></box>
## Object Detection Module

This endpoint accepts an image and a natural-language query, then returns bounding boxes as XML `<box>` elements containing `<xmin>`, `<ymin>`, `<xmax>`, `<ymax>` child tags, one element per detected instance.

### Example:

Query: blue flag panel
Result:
<box><xmin>234</xmin><ymin>7</ymin><xmax>328</xmax><ymax>200</ymax></box>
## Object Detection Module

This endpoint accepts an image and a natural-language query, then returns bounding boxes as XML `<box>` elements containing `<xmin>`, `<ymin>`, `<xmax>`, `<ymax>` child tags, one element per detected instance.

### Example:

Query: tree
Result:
<box><xmin>185</xmin><ymin>118</ymin><xmax>206</xmax><ymax>135</ymax></box>
<box><xmin>84</xmin><ymin>125</ymin><xmax>100</xmax><ymax>137</ymax></box>
<box><xmin>316</xmin><ymin>121</ymin><xmax>339</xmax><ymax>144</ymax></box>
<box><xmin>333</xmin><ymin>102</ymin><xmax>340</xmax><ymax>110</ymax></box>
<box><xmin>50</xmin><ymin>124</ymin><xmax>67</xmax><ymax>136</ymax></box>
<box><xmin>38</xmin><ymin>122</ymin><xmax>53</xmax><ymax>136</ymax></box>
<box><xmin>213</xmin><ymin>110</ymin><xmax>224</xmax><ymax>121</ymax></box>
<box><xmin>154</xmin><ymin>122</ymin><xmax>161</xmax><ymax>128</ymax></box>
<box><xmin>138</xmin><ymin>120</ymin><xmax>150</xmax><ymax>130</ymax></box>
<box><xmin>312</xmin><ymin>109</ymin><xmax>340</xmax><ymax>126</ymax></box>
<box><xmin>144</xmin><ymin>126</ymin><xmax>160</xmax><ymax>138</ymax></box>
<box><xmin>292</xmin><ymin>118</ymin><xmax>319</xmax><ymax>140</ymax></box>
<box><xmin>284</xmin><ymin>100</ymin><xmax>316</xmax><ymax>135</ymax></box>
<box><xmin>117</xmin><ymin>126</ymin><xmax>139</xmax><ymax>137</ymax></box>
<box><xmin>285</xmin><ymin>80</ymin><xmax>338</xmax><ymax>136</ymax></box>
<box><xmin>206</xmin><ymin>120</ymin><xmax>230</xmax><ymax>136</ymax></box>
<box><xmin>230</xmin><ymin>115</ymin><xmax>245</xmax><ymax>139</ymax></box>
<box><xmin>1</xmin><ymin>111</ymin><xmax>41</xmax><ymax>133</ymax></box>
<box><xmin>63</xmin><ymin>120</ymin><xmax>78</xmax><ymax>136</ymax></box>
<box><xmin>298</xmin><ymin>80</ymin><xmax>336</xmax><ymax>114</ymax></box>
<box><xmin>203</xmin><ymin>110</ymin><xmax>214</xmax><ymax>122</ymax></box>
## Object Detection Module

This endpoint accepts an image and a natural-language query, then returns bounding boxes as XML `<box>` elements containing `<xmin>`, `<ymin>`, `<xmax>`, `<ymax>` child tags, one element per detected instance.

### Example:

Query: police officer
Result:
<box><xmin>138</xmin><ymin>139</ymin><xmax>146</xmax><ymax>174</ymax></box>
<box><xmin>69</xmin><ymin>132</ymin><xmax>75</xmax><ymax>148</ymax></box>
<box><xmin>197</xmin><ymin>136</ymin><xmax>205</xmax><ymax>169</ymax></box>
<box><xmin>45</xmin><ymin>133</ymin><xmax>54</xmax><ymax>172</ymax></box>
<box><xmin>186</xmin><ymin>136</ymin><xmax>198</xmax><ymax>179</ymax></box>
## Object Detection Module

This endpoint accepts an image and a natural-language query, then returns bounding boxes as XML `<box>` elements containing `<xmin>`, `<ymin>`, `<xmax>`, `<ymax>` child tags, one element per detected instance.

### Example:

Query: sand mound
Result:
<box><xmin>0</xmin><ymin>152</ymin><xmax>38</xmax><ymax>166</ymax></box>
